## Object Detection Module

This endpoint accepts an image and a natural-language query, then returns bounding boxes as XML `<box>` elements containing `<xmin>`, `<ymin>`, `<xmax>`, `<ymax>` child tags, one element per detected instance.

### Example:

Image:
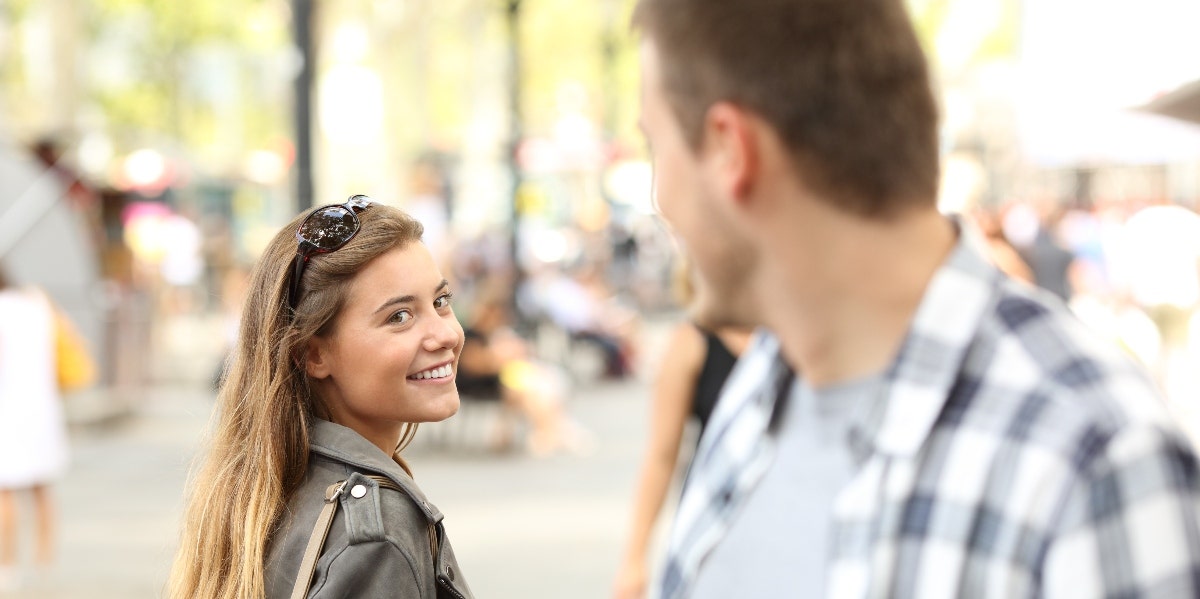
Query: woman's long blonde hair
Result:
<box><xmin>167</xmin><ymin>203</ymin><xmax>424</xmax><ymax>599</ymax></box>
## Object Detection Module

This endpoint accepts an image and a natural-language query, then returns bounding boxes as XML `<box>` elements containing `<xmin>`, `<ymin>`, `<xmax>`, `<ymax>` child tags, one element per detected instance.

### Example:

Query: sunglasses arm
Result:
<box><xmin>287</xmin><ymin>253</ymin><xmax>310</xmax><ymax>311</ymax></box>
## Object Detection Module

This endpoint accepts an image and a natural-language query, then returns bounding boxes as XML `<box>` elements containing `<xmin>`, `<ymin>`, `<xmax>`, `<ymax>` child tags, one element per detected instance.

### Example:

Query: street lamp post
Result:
<box><xmin>601</xmin><ymin>0</ymin><xmax>620</xmax><ymax>141</ymax></box>
<box><xmin>293</xmin><ymin>0</ymin><xmax>317</xmax><ymax>213</ymax></box>
<box><xmin>504</xmin><ymin>0</ymin><xmax>525</xmax><ymax>324</ymax></box>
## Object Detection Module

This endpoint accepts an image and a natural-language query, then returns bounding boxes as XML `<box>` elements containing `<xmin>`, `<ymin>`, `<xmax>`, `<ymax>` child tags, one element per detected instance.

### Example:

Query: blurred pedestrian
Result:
<box><xmin>534</xmin><ymin>264</ymin><xmax>639</xmax><ymax>379</ymax></box>
<box><xmin>167</xmin><ymin>196</ymin><xmax>474</xmax><ymax>598</ymax></box>
<box><xmin>969</xmin><ymin>205</ymin><xmax>1035</xmax><ymax>284</ymax></box>
<box><xmin>613</xmin><ymin>261</ymin><xmax>751</xmax><ymax>599</ymax></box>
<box><xmin>457</xmin><ymin>288</ymin><xmax>591</xmax><ymax>456</ymax></box>
<box><xmin>633</xmin><ymin>1</ymin><xmax>1200</xmax><ymax>597</ymax></box>
<box><xmin>405</xmin><ymin>153</ymin><xmax>454</xmax><ymax>267</ymax></box>
<box><xmin>0</xmin><ymin>266</ymin><xmax>69</xmax><ymax>592</ymax></box>
<box><xmin>211</xmin><ymin>264</ymin><xmax>250</xmax><ymax>392</ymax></box>
<box><xmin>1003</xmin><ymin>202</ymin><xmax>1076</xmax><ymax>302</ymax></box>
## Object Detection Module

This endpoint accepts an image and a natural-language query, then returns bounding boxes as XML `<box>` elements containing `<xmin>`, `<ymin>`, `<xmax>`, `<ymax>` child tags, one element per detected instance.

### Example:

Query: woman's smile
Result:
<box><xmin>407</xmin><ymin>362</ymin><xmax>456</xmax><ymax>383</ymax></box>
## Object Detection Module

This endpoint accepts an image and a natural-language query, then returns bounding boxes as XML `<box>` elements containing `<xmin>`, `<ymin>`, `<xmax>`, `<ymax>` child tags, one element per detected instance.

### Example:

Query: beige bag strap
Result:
<box><xmin>290</xmin><ymin>480</ymin><xmax>346</xmax><ymax>599</ymax></box>
<box><xmin>428</xmin><ymin>518</ymin><xmax>440</xmax><ymax>560</ymax></box>
<box><xmin>290</xmin><ymin>475</ymin><xmax>429</xmax><ymax>599</ymax></box>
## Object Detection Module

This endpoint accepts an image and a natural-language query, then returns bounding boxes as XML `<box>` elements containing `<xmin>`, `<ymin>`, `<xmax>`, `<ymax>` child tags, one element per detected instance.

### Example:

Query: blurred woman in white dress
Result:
<box><xmin>0</xmin><ymin>266</ymin><xmax>69</xmax><ymax>591</ymax></box>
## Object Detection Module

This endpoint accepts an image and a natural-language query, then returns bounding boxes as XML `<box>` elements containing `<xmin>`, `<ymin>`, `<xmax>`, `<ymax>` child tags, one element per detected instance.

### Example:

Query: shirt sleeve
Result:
<box><xmin>1043</xmin><ymin>424</ymin><xmax>1200</xmax><ymax>599</ymax></box>
<box><xmin>311</xmin><ymin>540</ymin><xmax>427</xmax><ymax>599</ymax></box>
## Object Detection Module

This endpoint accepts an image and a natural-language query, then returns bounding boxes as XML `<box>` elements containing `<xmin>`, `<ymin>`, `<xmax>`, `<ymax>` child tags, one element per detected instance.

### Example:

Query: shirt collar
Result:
<box><xmin>868</xmin><ymin>217</ymin><xmax>1003</xmax><ymax>456</ymax></box>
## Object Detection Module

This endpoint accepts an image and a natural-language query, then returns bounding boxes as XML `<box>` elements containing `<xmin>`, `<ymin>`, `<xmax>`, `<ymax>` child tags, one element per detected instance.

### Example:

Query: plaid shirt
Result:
<box><xmin>661</xmin><ymin>226</ymin><xmax>1200</xmax><ymax>599</ymax></box>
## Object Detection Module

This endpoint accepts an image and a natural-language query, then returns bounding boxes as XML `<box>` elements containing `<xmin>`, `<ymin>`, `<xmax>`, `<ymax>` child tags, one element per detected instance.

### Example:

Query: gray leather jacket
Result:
<box><xmin>265</xmin><ymin>420</ymin><xmax>474</xmax><ymax>598</ymax></box>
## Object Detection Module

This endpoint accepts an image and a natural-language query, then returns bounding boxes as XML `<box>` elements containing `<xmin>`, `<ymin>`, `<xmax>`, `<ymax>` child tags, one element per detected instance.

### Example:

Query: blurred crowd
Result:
<box><xmin>968</xmin><ymin>197</ymin><xmax>1200</xmax><ymax>420</ymax></box>
<box><xmin>7</xmin><ymin>128</ymin><xmax>1200</xmax><ymax>432</ymax></box>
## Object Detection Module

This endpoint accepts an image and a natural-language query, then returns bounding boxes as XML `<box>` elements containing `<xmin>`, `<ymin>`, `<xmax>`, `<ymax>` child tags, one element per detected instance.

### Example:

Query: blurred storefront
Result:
<box><xmin>1013</xmin><ymin>0</ymin><xmax>1200</xmax><ymax>208</ymax></box>
<box><xmin>0</xmin><ymin>138</ymin><xmax>149</xmax><ymax>418</ymax></box>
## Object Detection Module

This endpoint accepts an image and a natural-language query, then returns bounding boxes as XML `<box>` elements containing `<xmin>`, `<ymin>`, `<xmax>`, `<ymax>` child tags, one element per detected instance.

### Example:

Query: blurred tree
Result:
<box><xmin>908</xmin><ymin>0</ymin><xmax>1019</xmax><ymax>72</ymax></box>
<box><xmin>0</xmin><ymin>0</ymin><xmax>643</xmax><ymax>219</ymax></box>
<box><xmin>0</xmin><ymin>0</ymin><xmax>292</xmax><ymax>182</ymax></box>
<box><xmin>85</xmin><ymin>0</ymin><xmax>291</xmax><ymax>167</ymax></box>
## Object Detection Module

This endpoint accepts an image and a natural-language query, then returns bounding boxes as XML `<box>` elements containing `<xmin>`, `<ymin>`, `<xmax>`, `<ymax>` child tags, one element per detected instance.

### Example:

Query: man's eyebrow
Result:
<box><xmin>372</xmin><ymin>280</ymin><xmax>449</xmax><ymax>315</ymax></box>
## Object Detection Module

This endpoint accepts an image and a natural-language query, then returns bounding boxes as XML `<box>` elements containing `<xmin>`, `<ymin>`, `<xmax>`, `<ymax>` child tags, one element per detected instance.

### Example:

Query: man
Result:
<box><xmin>632</xmin><ymin>0</ymin><xmax>1200</xmax><ymax>598</ymax></box>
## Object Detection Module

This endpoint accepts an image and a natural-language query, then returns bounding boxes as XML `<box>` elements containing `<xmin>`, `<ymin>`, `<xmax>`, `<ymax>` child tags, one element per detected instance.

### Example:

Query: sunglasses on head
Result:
<box><xmin>286</xmin><ymin>194</ymin><xmax>374</xmax><ymax>312</ymax></box>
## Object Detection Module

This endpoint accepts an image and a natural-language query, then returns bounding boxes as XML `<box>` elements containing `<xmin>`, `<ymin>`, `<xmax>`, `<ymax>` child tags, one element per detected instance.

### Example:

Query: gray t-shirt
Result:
<box><xmin>690</xmin><ymin>374</ymin><xmax>882</xmax><ymax>598</ymax></box>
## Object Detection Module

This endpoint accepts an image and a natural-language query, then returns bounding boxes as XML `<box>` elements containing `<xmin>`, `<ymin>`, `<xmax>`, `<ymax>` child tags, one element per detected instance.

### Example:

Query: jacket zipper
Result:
<box><xmin>365</xmin><ymin>474</ymin><xmax>461</xmax><ymax>597</ymax></box>
<box><xmin>437</xmin><ymin>576</ymin><xmax>467</xmax><ymax>599</ymax></box>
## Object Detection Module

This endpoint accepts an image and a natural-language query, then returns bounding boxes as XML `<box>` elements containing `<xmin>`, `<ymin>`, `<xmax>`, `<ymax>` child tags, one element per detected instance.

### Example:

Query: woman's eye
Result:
<box><xmin>388</xmin><ymin>310</ymin><xmax>412</xmax><ymax>325</ymax></box>
<box><xmin>434</xmin><ymin>292</ymin><xmax>454</xmax><ymax>310</ymax></box>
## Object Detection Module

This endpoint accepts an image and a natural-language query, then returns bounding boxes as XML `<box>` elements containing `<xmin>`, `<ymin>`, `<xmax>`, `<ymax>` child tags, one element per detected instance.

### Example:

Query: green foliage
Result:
<box><xmin>3</xmin><ymin>0</ymin><xmax>639</xmax><ymax>183</ymax></box>
<box><xmin>519</xmin><ymin>0</ymin><xmax>638</xmax><ymax>137</ymax></box>
<box><xmin>907</xmin><ymin>0</ymin><xmax>1018</xmax><ymax>69</ymax></box>
<box><xmin>974</xmin><ymin>1</ymin><xmax>1019</xmax><ymax>63</ymax></box>
<box><xmin>1</xmin><ymin>0</ymin><xmax>36</xmax><ymax>21</ymax></box>
<box><xmin>76</xmin><ymin>0</ymin><xmax>289</xmax><ymax>166</ymax></box>
<box><xmin>94</xmin><ymin>84</ymin><xmax>171</xmax><ymax>145</ymax></box>
<box><xmin>908</xmin><ymin>0</ymin><xmax>955</xmax><ymax>53</ymax></box>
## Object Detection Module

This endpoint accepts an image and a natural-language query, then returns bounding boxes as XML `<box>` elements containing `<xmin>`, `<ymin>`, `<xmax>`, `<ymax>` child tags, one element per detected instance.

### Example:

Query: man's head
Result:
<box><xmin>634</xmin><ymin>0</ymin><xmax>939</xmax><ymax>216</ymax></box>
<box><xmin>635</xmin><ymin>0</ymin><xmax>940</xmax><ymax>326</ymax></box>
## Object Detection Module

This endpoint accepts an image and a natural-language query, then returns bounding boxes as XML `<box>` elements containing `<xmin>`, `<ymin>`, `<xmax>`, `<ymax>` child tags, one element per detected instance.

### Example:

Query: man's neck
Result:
<box><xmin>762</xmin><ymin>207</ymin><xmax>957</xmax><ymax>387</ymax></box>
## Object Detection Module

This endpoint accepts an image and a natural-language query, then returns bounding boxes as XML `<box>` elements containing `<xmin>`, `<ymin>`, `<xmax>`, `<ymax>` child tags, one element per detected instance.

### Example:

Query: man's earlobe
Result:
<box><xmin>705</xmin><ymin>102</ymin><xmax>757</xmax><ymax>202</ymax></box>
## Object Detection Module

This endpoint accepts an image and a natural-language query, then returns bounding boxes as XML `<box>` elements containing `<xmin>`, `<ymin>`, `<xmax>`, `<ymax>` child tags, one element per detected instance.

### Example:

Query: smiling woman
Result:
<box><xmin>305</xmin><ymin>245</ymin><xmax>464</xmax><ymax>454</ymax></box>
<box><xmin>167</xmin><ymin>197</ymin><xmax>475</xmax><ymax>599</ymax></box>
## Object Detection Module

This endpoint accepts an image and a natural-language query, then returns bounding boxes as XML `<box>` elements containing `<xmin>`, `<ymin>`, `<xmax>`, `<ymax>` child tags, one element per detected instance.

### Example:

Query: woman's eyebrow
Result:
<box><xmin>374</xmin><ymin>295</ymin><xmax>416</xmax><ymax>315</ymax></box>
<box><xmin>372</xmin><ymin>280</ymin><xmax>449</xmax><ymax>315</ymax></box>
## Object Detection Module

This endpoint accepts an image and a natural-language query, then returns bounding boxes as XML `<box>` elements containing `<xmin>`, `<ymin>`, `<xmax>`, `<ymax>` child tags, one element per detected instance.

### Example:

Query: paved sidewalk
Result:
<box><xmin>3</xmin><ymin>387</ymin><xmax>212</xmax><ymax>598</ymax></box>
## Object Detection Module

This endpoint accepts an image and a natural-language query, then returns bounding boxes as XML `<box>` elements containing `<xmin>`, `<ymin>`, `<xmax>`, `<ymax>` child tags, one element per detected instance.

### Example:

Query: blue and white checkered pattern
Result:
<box><xmin>661</xmin><ymin>227</ymin><xmax>1200</xmax><ymax>599</ymax></box>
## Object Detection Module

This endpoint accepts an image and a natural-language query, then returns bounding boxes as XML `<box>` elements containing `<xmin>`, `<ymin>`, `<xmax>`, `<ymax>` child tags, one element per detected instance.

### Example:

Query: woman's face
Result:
<box><xmin>305</xmin><ymin>242</ymin><xmax>464</xmax><ymax>453</ymax></box>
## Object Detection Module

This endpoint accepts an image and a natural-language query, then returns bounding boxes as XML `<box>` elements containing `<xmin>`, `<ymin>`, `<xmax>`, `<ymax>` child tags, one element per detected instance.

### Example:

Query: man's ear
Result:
<box><xmin>702</xmin><ymin>102</ymin><xmax>758</xmax><ymax>203</ymax></box>
<box><xmin>303</xmin><ymin>338</ymin><xmax>331</xmax><ymax>380</ymax></box>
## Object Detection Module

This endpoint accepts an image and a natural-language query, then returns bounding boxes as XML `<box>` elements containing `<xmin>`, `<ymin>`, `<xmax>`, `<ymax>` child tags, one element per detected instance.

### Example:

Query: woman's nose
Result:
<box><xmin>422</xmin><ymin>314</ymin><xmax>462</xmax><ymax>352</ymax></box>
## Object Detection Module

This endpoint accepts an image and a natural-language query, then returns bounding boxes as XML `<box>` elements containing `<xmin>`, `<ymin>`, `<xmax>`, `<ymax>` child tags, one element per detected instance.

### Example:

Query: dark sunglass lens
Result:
<box><xmin>298</xmin><ymin>206</ymin><xmax>357</xmax><ymax>250</ymax></box>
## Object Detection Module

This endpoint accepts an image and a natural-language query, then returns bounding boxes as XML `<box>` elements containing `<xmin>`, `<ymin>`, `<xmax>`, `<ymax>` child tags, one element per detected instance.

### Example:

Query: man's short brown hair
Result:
<box><xmin>634</xmin><ymin>0</ymin><xmax>940</xmax><ymax>217</ymax></box>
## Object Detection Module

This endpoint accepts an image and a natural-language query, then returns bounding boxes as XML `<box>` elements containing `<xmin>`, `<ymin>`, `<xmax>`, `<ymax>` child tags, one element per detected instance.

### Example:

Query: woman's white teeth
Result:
<box><xmin>413</xmin><ymin>365</ymin><xmax>451</xmax><ymax>380</ymax></box>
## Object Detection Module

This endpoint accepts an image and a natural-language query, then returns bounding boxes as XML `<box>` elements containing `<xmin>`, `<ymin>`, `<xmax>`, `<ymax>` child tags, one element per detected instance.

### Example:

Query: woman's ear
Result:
<box><xmin>303</xmin><ymin>338</ymin><xmax>331</xmax><ymax>380</ymax></box>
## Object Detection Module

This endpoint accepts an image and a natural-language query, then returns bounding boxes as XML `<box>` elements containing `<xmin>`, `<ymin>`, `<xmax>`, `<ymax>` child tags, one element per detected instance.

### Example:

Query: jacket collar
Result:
<box><xmin>309</xmin><ymin>419</ymin><xmax>444</xmax><ymax>523</ymax></box>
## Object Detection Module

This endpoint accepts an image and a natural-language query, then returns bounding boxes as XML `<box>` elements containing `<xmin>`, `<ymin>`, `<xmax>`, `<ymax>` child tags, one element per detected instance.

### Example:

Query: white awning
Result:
<box><xmin>1139</xmin><ymin>79</ymin><xmax>1200</xmax><ymax>126</ymax></box>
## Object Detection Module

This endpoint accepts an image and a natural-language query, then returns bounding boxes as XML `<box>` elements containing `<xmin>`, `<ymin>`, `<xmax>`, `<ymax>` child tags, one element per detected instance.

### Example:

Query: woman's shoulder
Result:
<box><xmin>663</xmin><ymin>321</ymin><xmax>707</xmax><ymax>365</ymax></box>
<box><xmin>302</xmin><ymin>452</ymin><xmax>438</xmax><ymax>539</ymax></box>
<box><xmin>334</xmin><ymin>470</ymin><xmax>433</xmax><ymax>544</ymax></box>
<box><xmin>266</xmin><ymin>457</ymin><xmax>440</xmax><ymax>597</ymax></box>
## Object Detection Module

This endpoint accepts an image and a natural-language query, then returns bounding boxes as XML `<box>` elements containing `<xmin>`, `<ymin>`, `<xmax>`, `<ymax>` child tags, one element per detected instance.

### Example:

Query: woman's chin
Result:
<box><xmin>421</xmin><ymin>392</ymin><xmax>460</xmax><ymax>422</ymax></box>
